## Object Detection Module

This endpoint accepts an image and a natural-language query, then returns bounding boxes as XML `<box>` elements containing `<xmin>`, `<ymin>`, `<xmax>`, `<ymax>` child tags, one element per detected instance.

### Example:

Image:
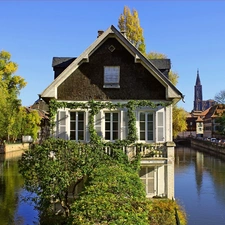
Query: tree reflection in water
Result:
<box><xmin>0</xmin><ymin>151</ymin><xmax>38</xmax><ymax>225</ymax></box>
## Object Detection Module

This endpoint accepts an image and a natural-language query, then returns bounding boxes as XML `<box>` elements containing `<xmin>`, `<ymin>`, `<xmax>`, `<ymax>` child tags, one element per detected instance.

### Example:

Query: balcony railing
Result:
<box><xmin>104</xmin><ymin>143</ymin><xmax>167</xmax><ymax>160</ymax></box>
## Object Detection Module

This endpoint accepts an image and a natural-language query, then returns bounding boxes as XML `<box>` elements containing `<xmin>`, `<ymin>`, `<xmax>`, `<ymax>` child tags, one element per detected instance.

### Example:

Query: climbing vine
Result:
<box><xmin>49</xmin><ymin>99</ymin><xmax>170</xmax><ymax>144</ymax></box>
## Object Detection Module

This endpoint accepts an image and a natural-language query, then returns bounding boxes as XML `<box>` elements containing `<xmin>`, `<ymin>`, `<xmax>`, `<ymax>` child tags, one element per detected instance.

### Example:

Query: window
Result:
<box><xmin>103</xmin><ymin>66</ymin><xmax>120</xmax><ymax>88</ymax></box>
<box><xmin>105</xmin><ymin>112</ymin><xmax>119</xmax><ymax>141</ymax></box>
<box><xmin>70</xmin><ymin>112</ymin><xmax>85</xmax><ymax>141</ymax></box>
<box><xmin>139</xmin><ymin>112</ymin><xmax>154</xmax><ymax>141</ymax></box>
<box><xmin>139</xmin><ymin>167</ymin><xmax>155</xmax><ymax>196</ymax></box>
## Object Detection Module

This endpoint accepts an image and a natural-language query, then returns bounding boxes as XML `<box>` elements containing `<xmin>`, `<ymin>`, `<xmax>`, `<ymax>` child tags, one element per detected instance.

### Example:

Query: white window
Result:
<box><xmin>139</xmin><ymin>112</ymin><xmax>154</xmax><ymax>141</ymax></box>
<box><xmin>103</xmin><ymin>66</ymin><xmax>120</xmax><ymax>88</ymax></box>
<box><xmin>139</xmin><ymin>167</ymin><xmax>156</xmax><ymax>196</ymax></box>
<box><xmin>70</xmin><ymin>112</ymin><xmax>85</xmax><ymax>141</ymax></box>
<box><xmin>138</xmin><ymin>109</ymin><xmax>165</xmax><ymax>143</ymax></box>
<box><xmin>105</xmin><ymin>112</ymin><xmax>119</xmax><ymax>141</ymax></box>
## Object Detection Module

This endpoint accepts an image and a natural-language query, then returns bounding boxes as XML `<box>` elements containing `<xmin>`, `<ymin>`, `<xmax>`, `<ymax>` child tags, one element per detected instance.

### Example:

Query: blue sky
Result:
<box><xmin>1</xmin><ymin>1</ymin><xmax>225</xmax><ymax>112</ymax></box>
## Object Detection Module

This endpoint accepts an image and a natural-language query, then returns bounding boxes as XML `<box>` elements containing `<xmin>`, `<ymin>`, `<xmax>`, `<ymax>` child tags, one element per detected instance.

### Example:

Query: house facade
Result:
<box><xmin>41</xmin><ymin>25</ymin><xmax>183</xmax><ymax>199</ymax></box>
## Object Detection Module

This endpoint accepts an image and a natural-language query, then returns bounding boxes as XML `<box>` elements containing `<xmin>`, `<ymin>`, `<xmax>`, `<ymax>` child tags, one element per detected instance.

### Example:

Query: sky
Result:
<box><xmin>1</xmin><ymin>1</ymin><xmax>225</xmax><ymax>112</ymax></box>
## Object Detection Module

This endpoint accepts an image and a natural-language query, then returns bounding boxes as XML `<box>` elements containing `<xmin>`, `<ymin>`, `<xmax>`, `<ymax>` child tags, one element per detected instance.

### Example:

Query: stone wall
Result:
<box><xmin>191</xmin><ymin>139</ymin><xmax>225</xmax><ymax>155</ymax></box>
<box><xmin>0</xmin><ymin>143</ymin><xmax>29</xmax><ymax>154</ymax></box>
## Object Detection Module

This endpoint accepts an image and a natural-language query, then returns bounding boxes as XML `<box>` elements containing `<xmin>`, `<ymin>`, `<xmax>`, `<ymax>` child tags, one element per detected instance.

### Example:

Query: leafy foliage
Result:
<box><xmin>148</xmin><ymin>199</ymin><xmax>187</xmax><ymax>225</ymax></box>
<box><xmin>118</xmin><ymin>6</ymin><xmax>146</xmax><ymax>54</ymax></box>
<box><xmin>19</xmin><ymin>138</ymin><xmax>110</xmax><ymax>217</ymax></box>
<box><xmin>20</xmin><ymin>108</ymin><xmax>41</xmax><ymax>140</ymax></box>
<box><xmin>68</xmin><ymin>158</ymin><xmax>148</xmax><ymax>225</ymax></box>
<box><xmin>173</xmin><ymin>105</ymin><xmax>187</xmax><ymax>138</ymax></box>
<box><xmin>215</xmin><ymin>113</ymin><xmax>225</xmax><ymax>135</ymax></box>
<box><xmin>0</xmin><ymin>50</ymin><xmax>41</xmax><ymax>142</ymax></box>
<box><xmin>68</xmin><ymin>157</ymin><xmax>187</xmax><ymax>225</ymax></box>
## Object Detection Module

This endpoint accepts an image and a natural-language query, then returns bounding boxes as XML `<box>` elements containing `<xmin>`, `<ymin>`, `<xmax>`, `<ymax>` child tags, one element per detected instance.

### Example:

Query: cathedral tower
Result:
<box><xmin>194</xmin><ymin>69</ymin><xmax>203</xmax><ymax>111</ymax></box>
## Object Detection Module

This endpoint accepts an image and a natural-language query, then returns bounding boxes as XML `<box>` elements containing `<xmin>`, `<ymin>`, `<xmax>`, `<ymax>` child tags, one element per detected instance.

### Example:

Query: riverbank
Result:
<box><xmin>191</xmin><ymin>138</ymin><xmax>225</xmax><ymax>156</ymax></box>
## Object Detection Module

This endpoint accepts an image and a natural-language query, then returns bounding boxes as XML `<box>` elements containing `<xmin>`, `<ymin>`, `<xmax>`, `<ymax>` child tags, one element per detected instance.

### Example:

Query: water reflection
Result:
<box><xmin>175</xmin><ymin>146</ymin><xmax>225</xmax><ymax>225</ymax></box>
<box><xmin>1</xmin><ymin>147</ymin><xmax>225</xmax><ymax>225</ymax></box>
<box><xmin>0</xmin><ymin>151</ymin><xmax>38</xmax><ymax>225</ymax></box>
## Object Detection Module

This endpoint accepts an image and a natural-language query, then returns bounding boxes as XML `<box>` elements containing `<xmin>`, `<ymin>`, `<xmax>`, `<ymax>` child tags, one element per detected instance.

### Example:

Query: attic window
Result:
<box><xmin>108</xmin><ymin>45</ymin><xmax>115</xmax><ymax>52</ymax></box>
<box><xmin>103</xmin><ymin>66</ymin><xmax>120</xmax><ymax>88</ymax></box>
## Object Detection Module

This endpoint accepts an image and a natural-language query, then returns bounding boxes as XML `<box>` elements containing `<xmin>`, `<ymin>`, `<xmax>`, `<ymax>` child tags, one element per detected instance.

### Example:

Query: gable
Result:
<box><xmin>58</xmin><ymin>38</ymin><xmax>166</xmax><ymax>101</ymax></box>
<box><xmin>41</xmin><ymin>25</ymin><xmax>183</xmax><ymax>103</ymax></box>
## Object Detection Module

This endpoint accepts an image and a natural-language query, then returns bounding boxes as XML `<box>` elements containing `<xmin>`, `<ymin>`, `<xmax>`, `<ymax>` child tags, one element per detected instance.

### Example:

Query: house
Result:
<box><xmin>203</xmin><ymin>104</ymin><xmax>225</xmax><ymax>138</ymax></box>
<box><xmin>40</xmin><ymin>25</ymin><xmax>184</xmax><ymax>199</ymax></box>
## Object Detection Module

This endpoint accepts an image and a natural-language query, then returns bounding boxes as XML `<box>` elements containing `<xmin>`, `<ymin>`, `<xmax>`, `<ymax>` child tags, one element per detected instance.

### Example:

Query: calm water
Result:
<box><xmin>175</xmin><ymin>146</ymin><xmax>225</xmax><ymax>225</ymax></box>
<box><xmin>0</xmin><ymin>151</ymin><xmax>38</xmax><ymax>225</ymax></box>
<box><xmin>1</xmin><ymin>147</ymin><xmax>225</xmax><ymax>225</ymax></box>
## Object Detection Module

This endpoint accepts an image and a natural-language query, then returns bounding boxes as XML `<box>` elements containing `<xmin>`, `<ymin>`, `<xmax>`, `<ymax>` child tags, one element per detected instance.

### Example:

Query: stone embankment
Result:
<box><xmin>191</xmin><ymin>139</ymin><xmax>225</xmax><ymax>155</ymax></box>
<box><xmin>0</xmin><ymin>143</ymin><xmax>29</xmax><ymax>154</ymax></box>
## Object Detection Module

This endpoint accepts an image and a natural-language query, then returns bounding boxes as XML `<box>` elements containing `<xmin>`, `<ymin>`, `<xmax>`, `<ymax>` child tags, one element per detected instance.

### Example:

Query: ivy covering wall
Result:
<box><xmin>49</xmin><ymin>99</ymin><xmax>170</xmax><ymax>145</ymax></box>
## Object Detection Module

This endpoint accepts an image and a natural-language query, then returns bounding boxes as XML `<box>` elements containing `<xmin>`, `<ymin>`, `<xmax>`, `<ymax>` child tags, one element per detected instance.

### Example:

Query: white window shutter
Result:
<box><xmin>156</xmin><ymin>108</ymin><xmax>165</xmax><ymax>142</ymax></box>
<box><xmin>95</xmin><ymin>111</ymin><xmax>103</xmax><ymax>138</ymax></box>
<box><xmin>57</xmin><ymin>111</ymin><xmax>67</xmax><ymax>140</ymax></box>
<box><xmin>121</xmin><ymin>110</ymin><xmax>128</xmax><ymax>140</ymax></box>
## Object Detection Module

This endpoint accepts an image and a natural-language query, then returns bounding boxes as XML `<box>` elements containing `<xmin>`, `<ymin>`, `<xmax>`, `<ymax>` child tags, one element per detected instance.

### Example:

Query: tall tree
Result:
<box><xmin>215</xmin><ymin>90</ymin><xmax>225</xmax><ymax>104</ymax></box>
<box><xmin>0</xmin><ymin>50</ymin><xmax>41</xmax><ymax>141</ymax></box>
<box><xmin>173</xmin><ymin>105</ymin><xmax>187</xmax><ymax>138</ymax></box>
<box><xmin>118</xmin><ymin>6</ymin><xmax>146</xmax><ymax>54</ymax></box>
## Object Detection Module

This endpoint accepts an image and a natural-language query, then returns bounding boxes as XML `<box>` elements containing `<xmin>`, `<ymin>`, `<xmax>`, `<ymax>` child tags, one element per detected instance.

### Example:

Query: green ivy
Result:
<box><xmin>49</xmin><ymin>99</ymin><xmax>170</xmax><ymax>144</ymax></box>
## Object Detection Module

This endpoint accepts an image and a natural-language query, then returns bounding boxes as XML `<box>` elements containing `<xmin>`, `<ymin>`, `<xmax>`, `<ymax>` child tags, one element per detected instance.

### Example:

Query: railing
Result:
<box><xmin>104</xmin><ymin>144</ymin><xmax>167</xmax><ymax>160</ymax></box>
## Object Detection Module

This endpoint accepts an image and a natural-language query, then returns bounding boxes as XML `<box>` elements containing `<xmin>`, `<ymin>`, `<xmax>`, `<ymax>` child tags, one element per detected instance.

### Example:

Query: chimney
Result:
<box><xmin>97</xmin><ymin>30</ymin><xmax>104</xmax><ymax>38</ymax></box>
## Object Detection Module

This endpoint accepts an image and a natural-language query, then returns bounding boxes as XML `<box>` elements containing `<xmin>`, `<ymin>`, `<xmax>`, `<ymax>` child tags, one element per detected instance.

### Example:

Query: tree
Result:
<box><xmin>172</xmin><ymin>105</ymin><xmax>187</xmax><ymax>138</ymax></box>
<box><xmin>118</xmin><ymin>6</ymin><xmax>146</xmax><ymax>54</ymax></box>
<box><xmin>215</xmin><ymin>90</ymin><xmax>225</xmax><ymax>104</ymax></box>
<box><xmin>215</xmin><ymin>113</ymin><xmax>225</xmax><ymax>135</ymax></box>
<box><xmin>0</xmin><ymin>51</ymin><xmax>42</xmax><ymax>141</ymax></box>
<box><xmin>19</xmin><ymin>138</ymin><xmax>106</xmax><ymax>218</ymax></box>
<box><xmin>0</xmin><ymin>50</ymin><xmax>27</xmax><ymax>141</ymax></box>
<box><xmin>20</xmin><ymin>107</ymin><xmax>41</xmax><ymax>140</ymax></box>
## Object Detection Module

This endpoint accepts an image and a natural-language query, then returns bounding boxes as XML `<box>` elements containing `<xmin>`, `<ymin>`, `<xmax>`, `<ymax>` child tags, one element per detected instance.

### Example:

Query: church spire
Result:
<box><xmin>193</xmin><ymin>69</ymin><xmax>203</xmax><ymax>111</ymax></box>
<box><xmin>195</xmin><ymin>69</ymin><xmax>201</xmax><ymax>85</ymax></box>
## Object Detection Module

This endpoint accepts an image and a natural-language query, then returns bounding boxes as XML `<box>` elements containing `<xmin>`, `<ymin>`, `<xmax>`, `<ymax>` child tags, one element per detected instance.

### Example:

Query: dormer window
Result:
<box><xmin>103</xmin><ymin>66</ymin><xmax>120</xmax><ymax>88</ymax></box>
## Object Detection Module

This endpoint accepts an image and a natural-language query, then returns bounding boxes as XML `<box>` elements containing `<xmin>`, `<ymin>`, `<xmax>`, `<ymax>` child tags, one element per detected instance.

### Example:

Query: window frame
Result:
<box><xmin>139</xmin><ymin>166</ymin><xmax>156</xmax><ymax>197</ymax></box>
<box><xmin>104</xmin><ymin>111</ymin><xmax>120</xmax><ymax>141</ymax></box>
<box><xmin>138</xmin><ymin>111</ymin><xmax>155</xmax><ymax>142</ymax></box>
<box><xmin>103</xmin><ymin>66</ymin><xmax>120</xmax><ymax>88</ymax></box>
<box><xmin>69</xmin><ymin>111</ymin><xmax>85</xmax><ymax>141</ymax></box>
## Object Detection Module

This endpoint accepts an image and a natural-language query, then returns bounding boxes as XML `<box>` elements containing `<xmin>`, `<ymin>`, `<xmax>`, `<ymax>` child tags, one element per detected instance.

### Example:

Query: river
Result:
<box><xmin>1</xmin><ymin>146</ymin><xmax>225</xmax><ymax>225</ymax></box>
<box><xmin>0</xmin><ymin>151</ymin><xmax>39</xmax><ymax>225</ymax></box>
<box><xmin>175</xmin><ymin>146</ymin><xmax>225</xmax><ymax>225</ymax></box>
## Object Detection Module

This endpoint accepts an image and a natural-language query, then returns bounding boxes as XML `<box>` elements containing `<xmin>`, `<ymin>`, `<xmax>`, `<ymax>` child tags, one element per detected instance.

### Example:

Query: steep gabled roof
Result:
<box><xmin>41</xmin><ymin>25</ymin><xmax>184</xmax><ymax>102</ymax></box>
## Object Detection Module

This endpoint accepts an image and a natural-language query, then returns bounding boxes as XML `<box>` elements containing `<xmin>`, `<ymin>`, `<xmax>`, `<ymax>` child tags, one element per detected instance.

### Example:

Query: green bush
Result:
<box><xmin>68</xmin><ymin>160</ymin><xmax>149</xmax><ymax>224</ymax></box>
